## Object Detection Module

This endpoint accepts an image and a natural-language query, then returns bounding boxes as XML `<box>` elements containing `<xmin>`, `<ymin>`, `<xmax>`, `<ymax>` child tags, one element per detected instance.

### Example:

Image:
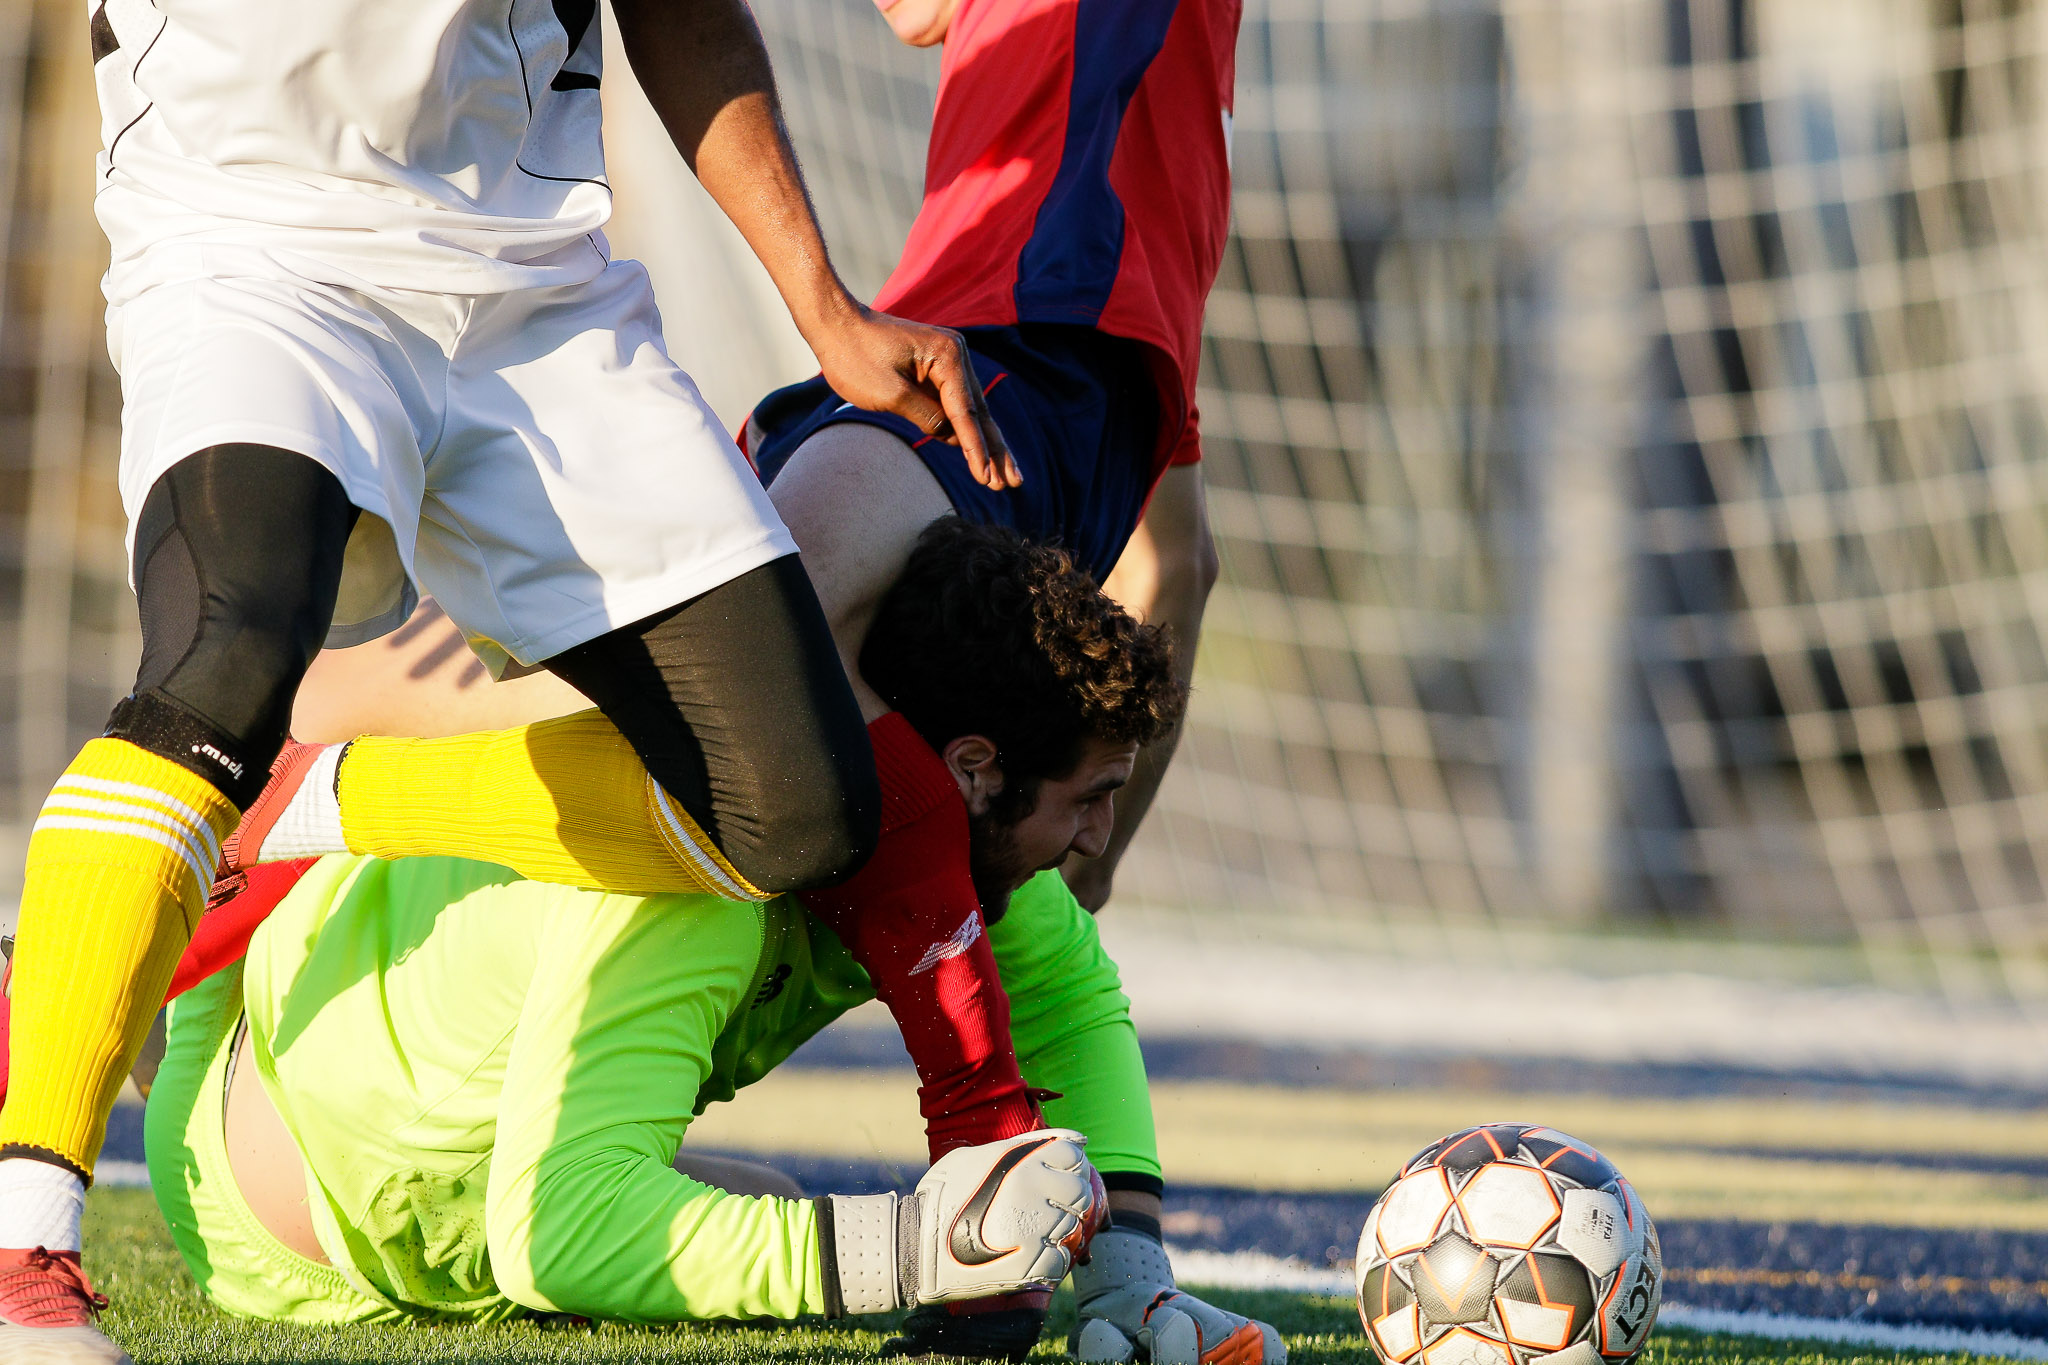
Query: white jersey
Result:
<box><xmin>91</xmin><ymin>0</ymin><xmax>616</xmax><ymax>303</ymax></box>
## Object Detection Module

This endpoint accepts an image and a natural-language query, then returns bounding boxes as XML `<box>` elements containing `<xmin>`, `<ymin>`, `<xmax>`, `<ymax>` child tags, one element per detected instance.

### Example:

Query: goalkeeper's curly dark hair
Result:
<box><xmin>861</xmin><ymin>518</ymin><xmax>1186</xmax><ymax>810</ymax></box>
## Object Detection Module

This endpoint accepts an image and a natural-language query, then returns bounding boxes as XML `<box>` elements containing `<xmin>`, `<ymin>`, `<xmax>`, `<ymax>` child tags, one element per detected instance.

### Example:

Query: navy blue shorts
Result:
<box><xmin>746</xmin><ymin>324</ymin><xmax>1160</xmax><ymax>584</ymax></box>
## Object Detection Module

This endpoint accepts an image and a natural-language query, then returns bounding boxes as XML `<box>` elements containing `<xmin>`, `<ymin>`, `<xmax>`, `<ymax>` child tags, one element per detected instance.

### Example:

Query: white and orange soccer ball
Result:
<box><xmin>1355</xmin><ymin>1124</ymin><xmax>1661</xmax><ymax>1365</ymax></box>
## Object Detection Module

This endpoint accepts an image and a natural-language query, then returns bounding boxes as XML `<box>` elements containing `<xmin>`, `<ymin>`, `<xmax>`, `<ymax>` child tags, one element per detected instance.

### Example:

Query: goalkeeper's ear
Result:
<box><xmin>939</xmin><ymin>734</ymin><xmax>1004</xmax><ymax>815</ymax></box>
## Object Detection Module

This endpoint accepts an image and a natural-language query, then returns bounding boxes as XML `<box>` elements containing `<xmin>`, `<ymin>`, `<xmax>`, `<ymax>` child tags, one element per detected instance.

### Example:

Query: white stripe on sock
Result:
<box><xmin>51</xmin><ymin>776</ymin><xmax>222</xmax><ymax>864</ymax></box>
<box><xmin>30</xmin><ymin>815</ymin><xmax>213</xmax><ymax>892</ymax></box>
<box><xmin>646</xmin><ymin>779</ymin><xmax>764</xmax><ymax>902</ymax></box>
<box><xmin>39</xmin><ymin>796</ymin><xmax>219</xmax><ymax>883</ymax></box>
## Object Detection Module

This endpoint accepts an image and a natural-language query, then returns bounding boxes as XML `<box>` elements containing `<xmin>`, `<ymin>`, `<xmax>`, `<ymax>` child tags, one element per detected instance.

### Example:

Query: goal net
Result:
<box><xmin>749</xmin><ymin>0</ymin><xmax>2048</xmax><ymax>1007</ymax></box>
<box><xmin>6</xmin><ymin>0</ymin><xmax>2048</xmax><ymax>1021</ymax></box>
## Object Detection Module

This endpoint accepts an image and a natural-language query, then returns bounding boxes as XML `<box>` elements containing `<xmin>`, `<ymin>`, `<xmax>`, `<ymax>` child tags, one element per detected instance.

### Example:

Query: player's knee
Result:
<box><xmin>720</xmin><ymin>747</ymin><xmax>881</xmax><ymax>895</ymax></box>
<box><xmin>119</xmin><ymin>444</ymin><xmax>354</xmax><ymax>797</ymax></box>
<box><xmin>119</xmin><ymin>558</ymin><xmax>339</xmax><ymax>804</ymax></box>
<box><xmin>143</xmin><ymin>579</ymin><xmax>327</xmax><ymax>723</ymax></box>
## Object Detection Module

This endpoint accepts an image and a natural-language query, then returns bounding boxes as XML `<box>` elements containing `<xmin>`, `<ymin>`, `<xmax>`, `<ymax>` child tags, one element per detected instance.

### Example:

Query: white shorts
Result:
<box><xmin>110</xmin><ymin>257</ymin><xmax>796</xmax><ymax>673</ymax></box>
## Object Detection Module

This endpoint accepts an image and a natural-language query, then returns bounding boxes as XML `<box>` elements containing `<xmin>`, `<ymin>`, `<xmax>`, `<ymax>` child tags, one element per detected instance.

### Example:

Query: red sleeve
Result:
<box><xmin>801</xmin><ymin>714</ymin><xmax>1040</xmax><ymax>1158</ymax></box>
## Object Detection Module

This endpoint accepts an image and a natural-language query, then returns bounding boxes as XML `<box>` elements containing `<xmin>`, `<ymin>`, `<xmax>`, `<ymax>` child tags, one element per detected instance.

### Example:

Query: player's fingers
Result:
<box><xmin>1140</xmin><ymin>1306</ymin><xmax>1204</xmax><ymax>1365</ymax></box>
<box><xmin>1076</xmin><ymin>1316</ymin><xmax>1139</xmax><ymax>1363</ymax></box>
<box><xmin>951</xmin><ymin>335</ymin><xmax>1020</xmax><ymax>489</ymax></box>
<box><xmin>926</xmin><ymin>333</ymin><xmax>1016</xmax><ymax>490</ymax></box>
<box><xmin>891</xmin><ymin>383</ymin><xmax>955</xmax><ymax>446</ymax></box>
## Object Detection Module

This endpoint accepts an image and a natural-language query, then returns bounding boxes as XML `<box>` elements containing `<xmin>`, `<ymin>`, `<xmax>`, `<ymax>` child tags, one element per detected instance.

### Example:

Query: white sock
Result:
<box><xmin>0</xmin><ymin>1159</ymin><xmax>85</xmax><ymax>1253</ymax></box>
<box><xmin>261</xmin><ymin>744</ymin><xmax>346</xmax><ymax>858</ymax></box>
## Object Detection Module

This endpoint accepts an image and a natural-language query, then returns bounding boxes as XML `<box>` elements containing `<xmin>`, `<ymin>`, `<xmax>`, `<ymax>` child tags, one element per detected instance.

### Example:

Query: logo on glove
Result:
<box><xmin>950</xmin><ymin>1134</ymin><xmax>1059</xmax><ymax>1265</ymax></box>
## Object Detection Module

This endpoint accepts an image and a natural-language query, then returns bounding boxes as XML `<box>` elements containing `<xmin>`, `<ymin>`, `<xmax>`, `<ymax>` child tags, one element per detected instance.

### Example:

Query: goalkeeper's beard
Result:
<box><xmin>967</xmin><ymin>795</ymin><xmax>1038</xmax><ymax>926</ymax></box>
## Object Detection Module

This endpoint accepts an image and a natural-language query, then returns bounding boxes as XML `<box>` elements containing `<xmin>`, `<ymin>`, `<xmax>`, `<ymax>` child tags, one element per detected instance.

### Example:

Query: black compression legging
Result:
<box><xmin>112</xmin><ymin>444</ymin><xmax>878</xmax><ymax>893</ymax></box>
<box><xmin>112</xmin><ymin>445</ymin><xmax>359</xmax><ymax>809</ymax></box>
<box><xmin>545</xmin><ymin>557</ymin><xmax>879</xmax><ymax>893</ymax></box>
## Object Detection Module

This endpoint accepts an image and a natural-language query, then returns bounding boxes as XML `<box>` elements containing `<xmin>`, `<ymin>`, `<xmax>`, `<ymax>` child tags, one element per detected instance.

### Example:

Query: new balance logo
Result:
<box><xmin>753</xmin><ymin>963</ymin><xmax>793</xmax><ymax>1006</ymax></box>
<box><xmin>908</xmin><ymin>914</ymin><xmax>982</xmax><ymax>976</ymax></box>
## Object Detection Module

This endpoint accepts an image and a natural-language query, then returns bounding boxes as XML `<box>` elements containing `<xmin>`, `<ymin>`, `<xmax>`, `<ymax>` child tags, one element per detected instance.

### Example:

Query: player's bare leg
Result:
<box><xmin>290</xmin><ymin>599</ymin><xmax>588</xmax><ymax>742</ymax></box>
<box><xmin>1059</xmin><ymin>463</ymin><xmax>1218</xmax><ymax>911</ymax></box>
<box><xmin>763</xmin><ymin>420</ymin><xmax>957</xmax><ymax>718</ymax></box>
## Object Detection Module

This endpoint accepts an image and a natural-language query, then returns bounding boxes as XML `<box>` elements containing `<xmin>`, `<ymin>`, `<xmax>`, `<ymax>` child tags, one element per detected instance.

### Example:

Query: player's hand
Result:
<box><xmin>1072</xmin><ymin>1225</ymin><xmax>1287</xmax><ymax>1365</ymax></box>
<box><xmin>808</xmin><ymin>305</ymin><xmax>1021</xmax><ymax>491</ymax></box>
<box><xmin>879</xmin><ymin>1292</ymin><xmax>1051</xmax><ymax>1361</ymax></box>
<box><xmin>817</xmin><ymin>1130</ymin><xmax>1106</xmax><ymax>1316</ymax></box>
<box><xmin>911</xmin><ymin>1128</ymin><xmax>1105</xmax><ymax>1303</ymax></box>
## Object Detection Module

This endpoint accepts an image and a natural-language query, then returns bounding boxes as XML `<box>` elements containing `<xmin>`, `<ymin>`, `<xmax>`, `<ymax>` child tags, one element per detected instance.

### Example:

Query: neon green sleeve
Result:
<box><xmin>485</xmin><ymin>895</ymin><xmax>829</xmax><ymax>1322</ymax></box>
<box><xmin>987</xmin><ymin>871</ymin><xmax>1160</xmax><ymax>1184</ymax></box>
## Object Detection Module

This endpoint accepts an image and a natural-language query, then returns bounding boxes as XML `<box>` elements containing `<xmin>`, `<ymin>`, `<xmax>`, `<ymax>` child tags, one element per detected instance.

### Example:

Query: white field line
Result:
<box><xmin>1169</xmin><ymin>1246</ymin><xmax>1352</xmax><ymax>1295</ymax></box>
<box><xmin>1099</xmin><ymin>913</ymin><xmax>2048</xmax><ymax>1088</ymax></box>
<box><xmin>1657</xmin><ymin>1307</ymin><xmax>2048</xmax><ymax>1362</ymax></box>
<box><xmin>1168</xmin><ymin>1248</ymin><xmax>2048</xmax><ymax>1362</ymax></box>
<box><xmin>96</xmin><ymin>1160</ymin><xmax>150</xmax><ymax>1188</ymax></box>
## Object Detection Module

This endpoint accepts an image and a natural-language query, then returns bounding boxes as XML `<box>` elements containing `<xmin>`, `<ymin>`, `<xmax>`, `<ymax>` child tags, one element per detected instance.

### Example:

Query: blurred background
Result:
<box><xmin>14</xmin><ymin>0</ymin><xmax>2048</xmax><ymax>1336</ymax></box>
<box><xmin>8</xmin><ymin>0</ymin><xmax>2048</xmax><ymax>1082</ymax></box>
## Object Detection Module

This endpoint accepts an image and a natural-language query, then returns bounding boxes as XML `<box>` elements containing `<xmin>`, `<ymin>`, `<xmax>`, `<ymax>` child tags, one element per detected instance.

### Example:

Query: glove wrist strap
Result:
<box><xmin>897</xmin><ymin>1193</ymin><xmax>924</xmax><ymax>1306</ymax></box>
<box><xmin>1110</xmin><ymin>1208</ymin><xmax>1163</xmax><ymax>1243</ymax></box>
<box><xmin>819</xmin><ymin>1193</ymin><xmax>902</xmax><ymax>1316</ymax></box>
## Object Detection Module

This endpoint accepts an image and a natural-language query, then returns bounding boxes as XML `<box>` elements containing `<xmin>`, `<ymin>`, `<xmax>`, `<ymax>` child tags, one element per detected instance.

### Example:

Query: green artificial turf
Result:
<box><xmin>84</xmin><ymin>1187</ymin><xmax>2015</xmax><ymax>1365</ymax></box>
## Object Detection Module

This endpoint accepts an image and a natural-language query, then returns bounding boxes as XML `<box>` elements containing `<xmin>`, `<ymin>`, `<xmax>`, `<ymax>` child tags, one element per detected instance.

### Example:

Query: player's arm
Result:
<box><xmin>609</xmin><ymin>0</ymin><xmax>1017</xmax><ymax>490</ymax></box>
<box><xmin>988</xmin><ymin>870</ymin><xmax>1161</xmax><ymax>1197</ymax></box>
<box><xmin>1062</xmin><ymin>462</ymin><xmax>1219</xmax><ymax>911</ymax></box>
<box><xmin>484</xmin><ymin>893</ymin><xmax>1102</xmax><ymax>1324</ymax></box>
<box><xmin>984</xmin><ymin>870</ymin><xmax>1286</xmax><ymax>1365</ymax></box>
<box><xmin>484</xmin><ymin>895</ymin><xmax>826</xmax><ymax>1322</ymax></box>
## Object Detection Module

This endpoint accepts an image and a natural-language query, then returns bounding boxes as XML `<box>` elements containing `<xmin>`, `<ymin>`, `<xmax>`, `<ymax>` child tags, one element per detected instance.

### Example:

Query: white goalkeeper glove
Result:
<box><xmin>817</xmin><ymin>1129</ymin><xmax>1107</xmax><ymax>1316</ymax></box>
<box><xmin>1071</xmin><ymin>1223</ymin><xmax>1287</xmax><ymax>1365</ymax></box>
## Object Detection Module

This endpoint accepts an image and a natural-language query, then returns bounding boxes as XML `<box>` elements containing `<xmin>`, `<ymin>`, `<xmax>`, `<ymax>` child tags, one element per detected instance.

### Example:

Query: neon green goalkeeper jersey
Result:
<box><xmin>149</xmin><ymin>855</ymin><xmax>1156</xmax><ymax>1325</ymax></box>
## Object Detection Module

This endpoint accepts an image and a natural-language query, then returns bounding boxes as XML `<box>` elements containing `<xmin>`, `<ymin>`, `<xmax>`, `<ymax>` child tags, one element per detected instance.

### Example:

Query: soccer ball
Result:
<box><xmin>1355</xmin><ymin>1124</ymin><xmax>1661</xmax><ymax>1365</ymax></box>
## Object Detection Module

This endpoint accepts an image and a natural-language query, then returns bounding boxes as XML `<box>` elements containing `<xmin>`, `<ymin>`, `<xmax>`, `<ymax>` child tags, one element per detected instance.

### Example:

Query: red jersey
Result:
<box><xmin>873</xmin><ymin>0</ymin><xmax>1241</xmax><ymax>470</ymax></box>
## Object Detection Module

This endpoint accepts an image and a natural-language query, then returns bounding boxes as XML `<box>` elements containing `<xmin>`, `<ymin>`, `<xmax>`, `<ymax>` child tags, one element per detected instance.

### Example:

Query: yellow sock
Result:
<box><xmin>338</xmin><ymin>709</ymin><xmax>766</xmax><ymax>901</ymax></box>
<box><xmin>1</xmin><ymin>739</ymin><xmax>238</xmax><ymax>1175</ymax></box>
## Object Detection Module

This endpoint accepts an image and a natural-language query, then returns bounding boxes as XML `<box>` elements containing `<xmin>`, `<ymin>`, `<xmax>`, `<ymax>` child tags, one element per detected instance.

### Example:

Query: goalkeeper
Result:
<box><xmin>143</xmin><ymin>524</ymin><xmax>1282</xmax><ymax>1362</ymax></box>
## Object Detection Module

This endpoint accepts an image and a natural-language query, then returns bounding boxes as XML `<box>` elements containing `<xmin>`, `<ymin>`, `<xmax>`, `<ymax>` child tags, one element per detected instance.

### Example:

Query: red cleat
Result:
<box><xmin>0</xmin><ymin>1247</ymin><xmax>132</xmax><ymax>1363</ymax></box>
<box><xmin>219</xmin><ymin>739</ymin><xmax>334</xmax><ymax>873</ymax></box>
